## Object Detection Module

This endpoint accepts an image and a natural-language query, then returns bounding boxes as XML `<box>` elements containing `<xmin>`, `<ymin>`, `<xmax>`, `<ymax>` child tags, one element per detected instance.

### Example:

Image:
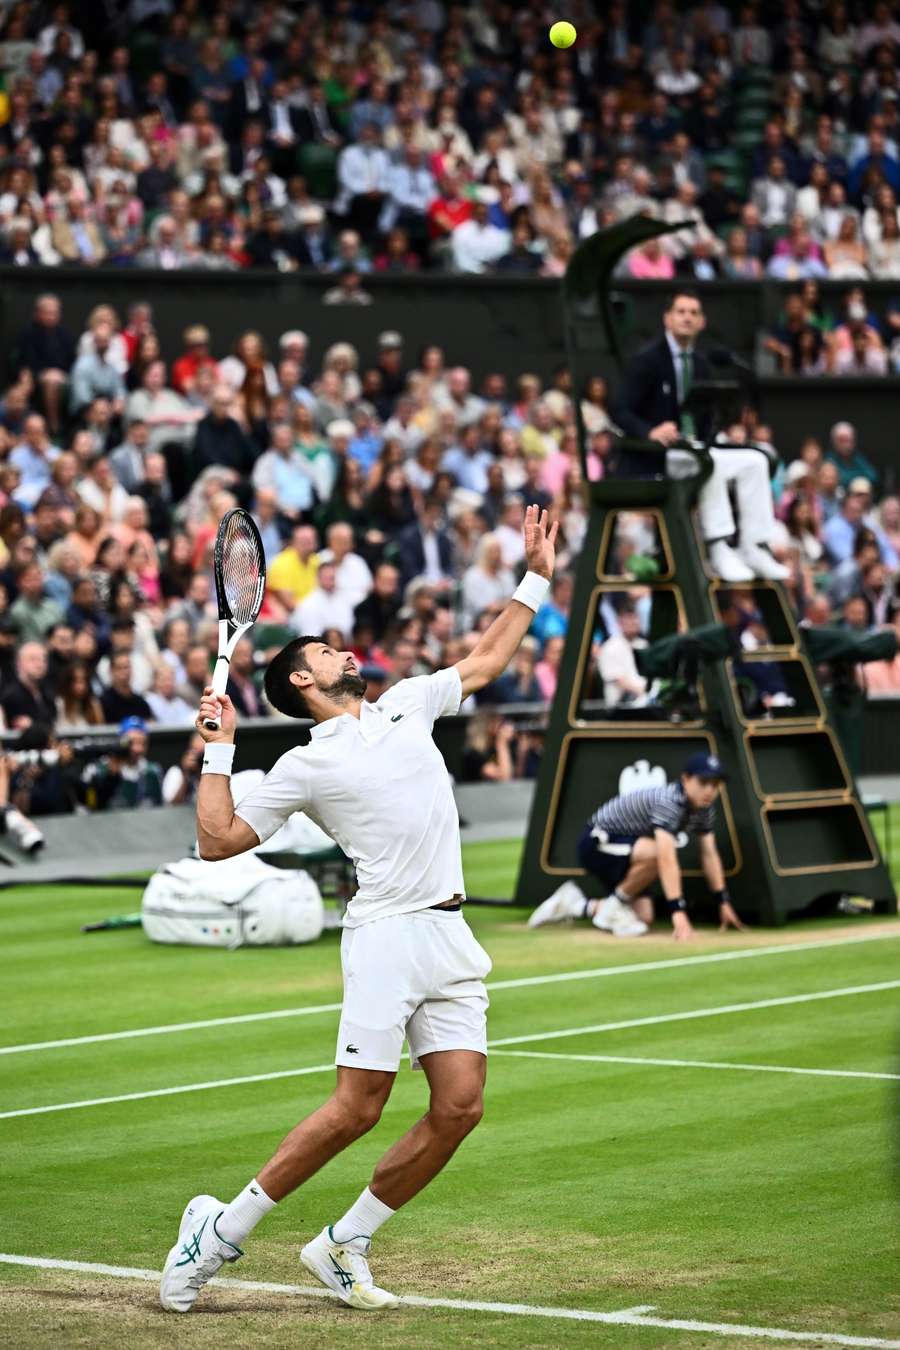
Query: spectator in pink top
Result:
<box><xmin>535</xmin><ymin>634</ymin><xmax>565</xmax><ymax>702</ymax></box>
<box><xmin>625</xmin><ymin>238</ymin><xmax>675</xmax><ymax>280</ymax></box>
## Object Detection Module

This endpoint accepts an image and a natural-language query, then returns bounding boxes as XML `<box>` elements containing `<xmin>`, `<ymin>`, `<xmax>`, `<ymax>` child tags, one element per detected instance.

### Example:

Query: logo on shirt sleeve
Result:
<box><xmin>390</xmin><ymin>714</ymin><xmax>404</xmax><ymax>722</ymax></box>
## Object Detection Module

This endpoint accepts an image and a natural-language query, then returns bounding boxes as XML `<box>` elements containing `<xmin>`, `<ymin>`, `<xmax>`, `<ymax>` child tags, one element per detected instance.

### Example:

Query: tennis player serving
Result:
<box><xmin>160</xmin><ymin>505</ymin><xmax>558</xmax><ymax>1314</ymax></box>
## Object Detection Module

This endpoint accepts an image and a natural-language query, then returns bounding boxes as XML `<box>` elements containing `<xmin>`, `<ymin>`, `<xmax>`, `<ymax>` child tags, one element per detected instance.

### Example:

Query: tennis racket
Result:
<box><xmin>204</xmin><ymin>507</ymin><xmax>267</xmax><ymax>731</ymax></box>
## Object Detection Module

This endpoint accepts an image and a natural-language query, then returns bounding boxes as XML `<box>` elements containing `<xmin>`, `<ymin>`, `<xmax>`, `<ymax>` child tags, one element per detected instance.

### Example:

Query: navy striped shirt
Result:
<box><xmin>591</xmin><ymin>783</ymin><xmax>716</xmax><ymax>840</ymax></box>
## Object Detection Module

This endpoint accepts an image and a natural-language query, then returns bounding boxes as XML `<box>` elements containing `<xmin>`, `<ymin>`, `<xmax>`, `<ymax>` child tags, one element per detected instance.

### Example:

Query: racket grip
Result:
<box><xmin>203</xmin><ymin>656</ymin><xmax>230</xmax><ymax>731</ymax></box>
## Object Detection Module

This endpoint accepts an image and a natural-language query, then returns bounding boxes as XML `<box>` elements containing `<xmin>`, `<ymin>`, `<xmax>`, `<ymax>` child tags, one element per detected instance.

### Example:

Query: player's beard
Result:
<box><xmin>320</xmin><ymin>670</ymin><xmax>368</xmax><ymax>701</ymax></box>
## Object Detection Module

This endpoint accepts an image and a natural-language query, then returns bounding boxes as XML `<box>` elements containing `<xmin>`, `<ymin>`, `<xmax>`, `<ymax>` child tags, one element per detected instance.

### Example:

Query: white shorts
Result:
<box><xmin>335</xmin><ymin>908</ymin><xmax>492</xmax><ymax>1073</ymax></box>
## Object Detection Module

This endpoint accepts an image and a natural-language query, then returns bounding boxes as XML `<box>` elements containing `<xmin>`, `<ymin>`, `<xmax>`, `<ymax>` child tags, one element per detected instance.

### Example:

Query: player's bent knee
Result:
<box><xmin>430</xmin><ymin>1093</ymin><xmax>484</xmax><ymax>1139</ymax></box>
<box><xmin>331</xmin><ymin>1080</ymin><xmax>392</xmax><ymax>1138</ymax></box>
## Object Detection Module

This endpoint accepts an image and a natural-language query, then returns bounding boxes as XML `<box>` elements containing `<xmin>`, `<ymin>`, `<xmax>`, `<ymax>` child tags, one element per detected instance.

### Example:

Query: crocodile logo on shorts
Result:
<box><xmin>345</xmin><ymin>1044</ymin><xmax>359</xmax><ymax>1054</ymax></box>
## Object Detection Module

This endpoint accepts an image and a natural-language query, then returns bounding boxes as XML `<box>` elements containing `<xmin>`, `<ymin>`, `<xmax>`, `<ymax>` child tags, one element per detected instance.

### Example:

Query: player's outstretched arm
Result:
<box><xmin>195</xmin><ymin>686</ymin><xmax>260</xmax><ymax>861</ymax></box>
<box><xmin>456</xmin><ymin>504</ymin><xmax>559</xmax><ymax>697</ymax></box>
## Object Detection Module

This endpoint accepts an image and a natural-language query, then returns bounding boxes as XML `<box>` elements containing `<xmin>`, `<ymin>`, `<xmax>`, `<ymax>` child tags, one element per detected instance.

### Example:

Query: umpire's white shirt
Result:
<box><xmin>235</xmin><ymin>667</ymin><xmax>464</xmax><ymax>927</ymax></box>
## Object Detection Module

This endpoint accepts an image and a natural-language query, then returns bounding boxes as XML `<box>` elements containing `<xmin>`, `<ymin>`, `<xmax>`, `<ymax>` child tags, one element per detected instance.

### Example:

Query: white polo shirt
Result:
<box><xmin>235</xmin><ymin>667</ymin><xmax>464</xmax><ymax>928</ymax></box>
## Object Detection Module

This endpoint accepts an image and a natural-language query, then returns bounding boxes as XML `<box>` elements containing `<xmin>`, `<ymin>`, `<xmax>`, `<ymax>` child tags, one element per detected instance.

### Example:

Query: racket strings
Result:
<box><xmin>220</xmin><ymin>516</ymin><xmax>265</xmax><ymax>625</ymax></box>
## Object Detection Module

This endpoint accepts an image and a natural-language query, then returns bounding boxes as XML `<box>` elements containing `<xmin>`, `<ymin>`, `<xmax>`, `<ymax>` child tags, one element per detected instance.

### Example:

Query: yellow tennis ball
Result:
<box><xmin>549</xmin><ymin>20</ymin><xmax>577</xmax><ymax>47</ymax></box>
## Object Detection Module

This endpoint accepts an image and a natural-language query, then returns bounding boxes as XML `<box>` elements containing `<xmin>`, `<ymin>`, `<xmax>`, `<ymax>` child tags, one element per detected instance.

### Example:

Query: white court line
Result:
<box><xmin>0</xmin><ymin>1001</ymin><xmax>343</xmax><ymax>1057</ymax></box>
<box><xmin>4</xmin><ymin>928</ymin><xmax>898</xmax><ymax>1058</ymax></box>
<box><xmin>0</xmin><ymin>1253</ymin><xmax>897</xmax><ymax>1349</ymax></box>
<box><xmin>3</xmin><ymin>979</ymin><xmax>897</xmax><ymax>1122</ymax></box>
<box><xmin>486</xmin><ymin>979</ymin><xmax>900</xmax><ymax>1048</ymax></box>
<box><xmin>0</xmin><ymin>1063</ymin><xmax>335</xmax><ymax>1121</ymax></box>
<box><xmin>491</xmin><ymin>1049</ymin><xmax>900</xmax><ymax>1083</ymax></box>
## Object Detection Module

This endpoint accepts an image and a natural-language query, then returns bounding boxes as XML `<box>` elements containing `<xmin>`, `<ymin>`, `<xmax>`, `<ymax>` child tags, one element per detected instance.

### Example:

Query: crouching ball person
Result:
<box><xmin>528</xmin><ymin>753</ymin><xmax>746</xmax><ymax>939</ymax></box>
<box><xmin>159</xmin><ymin>506</ymin><xmax>558</xmax><ymax>1313</ymax></box>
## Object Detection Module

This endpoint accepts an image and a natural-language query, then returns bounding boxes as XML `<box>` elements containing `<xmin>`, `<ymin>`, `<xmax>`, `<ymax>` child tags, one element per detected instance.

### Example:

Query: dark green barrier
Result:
<box><xmin>3</xmin><ymin>269</ymin><xmax>900</xmax><ymax>477</ymax></box>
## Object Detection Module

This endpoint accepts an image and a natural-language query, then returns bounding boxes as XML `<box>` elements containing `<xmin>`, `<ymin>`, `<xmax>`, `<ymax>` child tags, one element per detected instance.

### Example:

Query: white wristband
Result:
<box><xmin>201</xmin><ymin>742</ymin><xmax>236</xmax><ymax>776</ymax></box>
<box><xmin>512</xmin><ymin>571</ymin><xmax>551</xmax><ymax>614</ymax></box>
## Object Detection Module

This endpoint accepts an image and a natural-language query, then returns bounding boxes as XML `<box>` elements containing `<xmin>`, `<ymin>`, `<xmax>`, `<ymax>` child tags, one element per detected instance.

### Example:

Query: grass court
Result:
<box><xmin>1</xmin><ymin>836</ymin><xmax>899</xmax><ymax>1349</ymax></box>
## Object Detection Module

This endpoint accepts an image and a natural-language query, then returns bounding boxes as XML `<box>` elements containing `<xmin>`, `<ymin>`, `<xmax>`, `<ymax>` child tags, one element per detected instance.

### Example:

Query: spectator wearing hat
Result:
<box><xmin>528</xmin><ymin>751</ymin><xmax>745</xmax><ymax>939</ymax></box>
<box><xmin>777</xmin><ymin>459</ymin><xmax>820</xmax><ymax>524</ymax></box>
<box><xmin>278</xmin><ymin>330</ymin><xmax>309</xmax><ymax>376</ymax></box>
<box><xmin>82</xmin><ymin>718</ymin><xmax>163</xmax><ymax>810</ymax></box>
<box><xmin>822</xmin><ymin>479</ymin><xmax>898</xmax><ymax>566</ymax></box>
<box><xmin>294</xmin><ymin>206</ymin><xmax>334</xmax><ymax>269</ymax></box>
<box><xmin>323</xmin><ymin>419</ymin><xmax>356</xmax><ymax>488</ymax></box>
<box><xmin>374</xmin><ymin>331</ymin><xmax>407</xmax><ymax>402</ymax></box>
<box><xmin>171</xmin><ymin>325</ymin><xmax>219</xmax><ymax>395</ymax></box>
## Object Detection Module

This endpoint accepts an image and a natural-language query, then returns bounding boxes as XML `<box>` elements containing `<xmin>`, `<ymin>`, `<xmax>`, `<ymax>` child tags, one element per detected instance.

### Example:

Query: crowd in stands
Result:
<box><xmin>0</xmin><ymin>292</ymin><xmax>604</xmax><ymax>806</ymax></box>
<box><xmin>0</xmin><ymin>287</ymin><xmax>897</xmax><ymax>808</ymax></box>
<box><xmin>1</xmin><ymin>1</ymin><xmax>900</xmax><ymax>806</ymax></box>
<box><xmin>4</xmin><ymin>0</ymin><xmax>900</xmax><ymax>290</ymax></box>
<box><xmin>762</xmin><ymin>280</ymin><xmax>900</xmax><ymax>374</ymax></box>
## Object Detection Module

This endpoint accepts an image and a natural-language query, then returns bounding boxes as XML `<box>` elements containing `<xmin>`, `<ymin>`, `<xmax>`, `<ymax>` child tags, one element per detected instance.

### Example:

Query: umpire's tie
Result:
<box><xmin>679</xmin><ymin>350</ymin><xmax>695</xmax><ymax>438</ymax></box>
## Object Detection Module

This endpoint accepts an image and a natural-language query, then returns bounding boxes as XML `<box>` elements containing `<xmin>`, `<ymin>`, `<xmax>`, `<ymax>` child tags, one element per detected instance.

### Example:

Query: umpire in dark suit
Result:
<box><xmin>612</xmin><ymin>289</ymin><xmax>711</xmax><ymax>477</ymax></box>
<box><xmin>612</xmin><ymin>291</ymin><xmax>788</xmax><ymax>583</ymax></box>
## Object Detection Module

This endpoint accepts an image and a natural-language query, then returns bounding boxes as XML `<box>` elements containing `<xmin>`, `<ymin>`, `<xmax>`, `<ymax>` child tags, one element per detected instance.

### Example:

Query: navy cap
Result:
<box><xmin>683</xmin><ymin>751</ymin><xmax>727</xmax><ymax>781</ymax></box>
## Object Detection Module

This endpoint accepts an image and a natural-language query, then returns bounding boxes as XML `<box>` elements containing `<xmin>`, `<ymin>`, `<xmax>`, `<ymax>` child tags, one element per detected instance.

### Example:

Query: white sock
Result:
<box><xmin>330</xmin><ymin>1187</ymin><xmax>395</xmax><ymax>1244</ymax></box>
<box><xmin>217</xmin><ymin>1178</ymin><xmax>276</xmax><ymax>1246</ymax></box>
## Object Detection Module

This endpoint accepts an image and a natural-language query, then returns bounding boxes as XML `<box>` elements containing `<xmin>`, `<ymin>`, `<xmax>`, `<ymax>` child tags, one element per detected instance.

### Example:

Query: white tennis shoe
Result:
<box><xmin>300</xmin><ymin>1226</ymin><xmax>399</xmax><ymax>1309</ymax></box>
<box><xmin>592</xmin><ymin>895</ymin><xmax>649</xmax><ymax>938</ymax></box>
<box><xmin>159</xmin><ymin>1194</ymin><xmax>243</xmax><ymax>1312</ymax></box>
<box><xmin>527</xmin><ymin>881</ymin><xmax>586</xmax><ymax>927</ymax></box>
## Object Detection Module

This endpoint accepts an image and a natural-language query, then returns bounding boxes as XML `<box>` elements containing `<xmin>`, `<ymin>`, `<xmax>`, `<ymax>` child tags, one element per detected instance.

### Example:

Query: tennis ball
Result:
<box><xmin>549</xmin><ymin>20</ymin><xmax>577</xmax><ymax>47</ymax></box>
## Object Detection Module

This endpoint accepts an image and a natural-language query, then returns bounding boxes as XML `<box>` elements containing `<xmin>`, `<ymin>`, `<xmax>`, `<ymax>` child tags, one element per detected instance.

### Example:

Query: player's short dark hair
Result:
<box><xmin>264</xmin><ymin>636</ymin><xmax>322</xmax><ymax>718</ymax></box>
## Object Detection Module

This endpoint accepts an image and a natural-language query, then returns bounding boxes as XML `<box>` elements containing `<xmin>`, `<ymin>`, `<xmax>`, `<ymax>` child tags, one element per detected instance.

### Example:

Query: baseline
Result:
<box><xmin>0</xmin><ymin>1253</ymin><xmax>896</xmax><ymax>1349</ymax></box>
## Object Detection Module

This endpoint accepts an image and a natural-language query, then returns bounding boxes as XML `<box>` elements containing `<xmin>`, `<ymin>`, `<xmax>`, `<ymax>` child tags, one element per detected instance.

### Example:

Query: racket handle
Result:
<box><xmin>203</xmin><ymin>656</ymin><xmax>230</xmax><ymax>731</ymax></box>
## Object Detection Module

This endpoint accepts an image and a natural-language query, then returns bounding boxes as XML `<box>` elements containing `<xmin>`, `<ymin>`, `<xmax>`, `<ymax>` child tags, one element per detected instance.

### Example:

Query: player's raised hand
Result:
<box><xmin>196</xmin><ymin>686</ymin><xmax>237</xmax><ymax>743</ymax></box>
<box><xmin>523</xmin><ymin>504</ymin><xmax>559</xmax><ymax>580</ymax></box>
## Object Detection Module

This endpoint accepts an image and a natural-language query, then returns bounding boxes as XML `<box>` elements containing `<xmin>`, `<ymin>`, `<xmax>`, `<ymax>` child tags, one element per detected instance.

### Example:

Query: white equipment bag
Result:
<box><xmin>141</xmin><ymin>853</ymin><xmax>324</xmax><ymax>948</ymax></box>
